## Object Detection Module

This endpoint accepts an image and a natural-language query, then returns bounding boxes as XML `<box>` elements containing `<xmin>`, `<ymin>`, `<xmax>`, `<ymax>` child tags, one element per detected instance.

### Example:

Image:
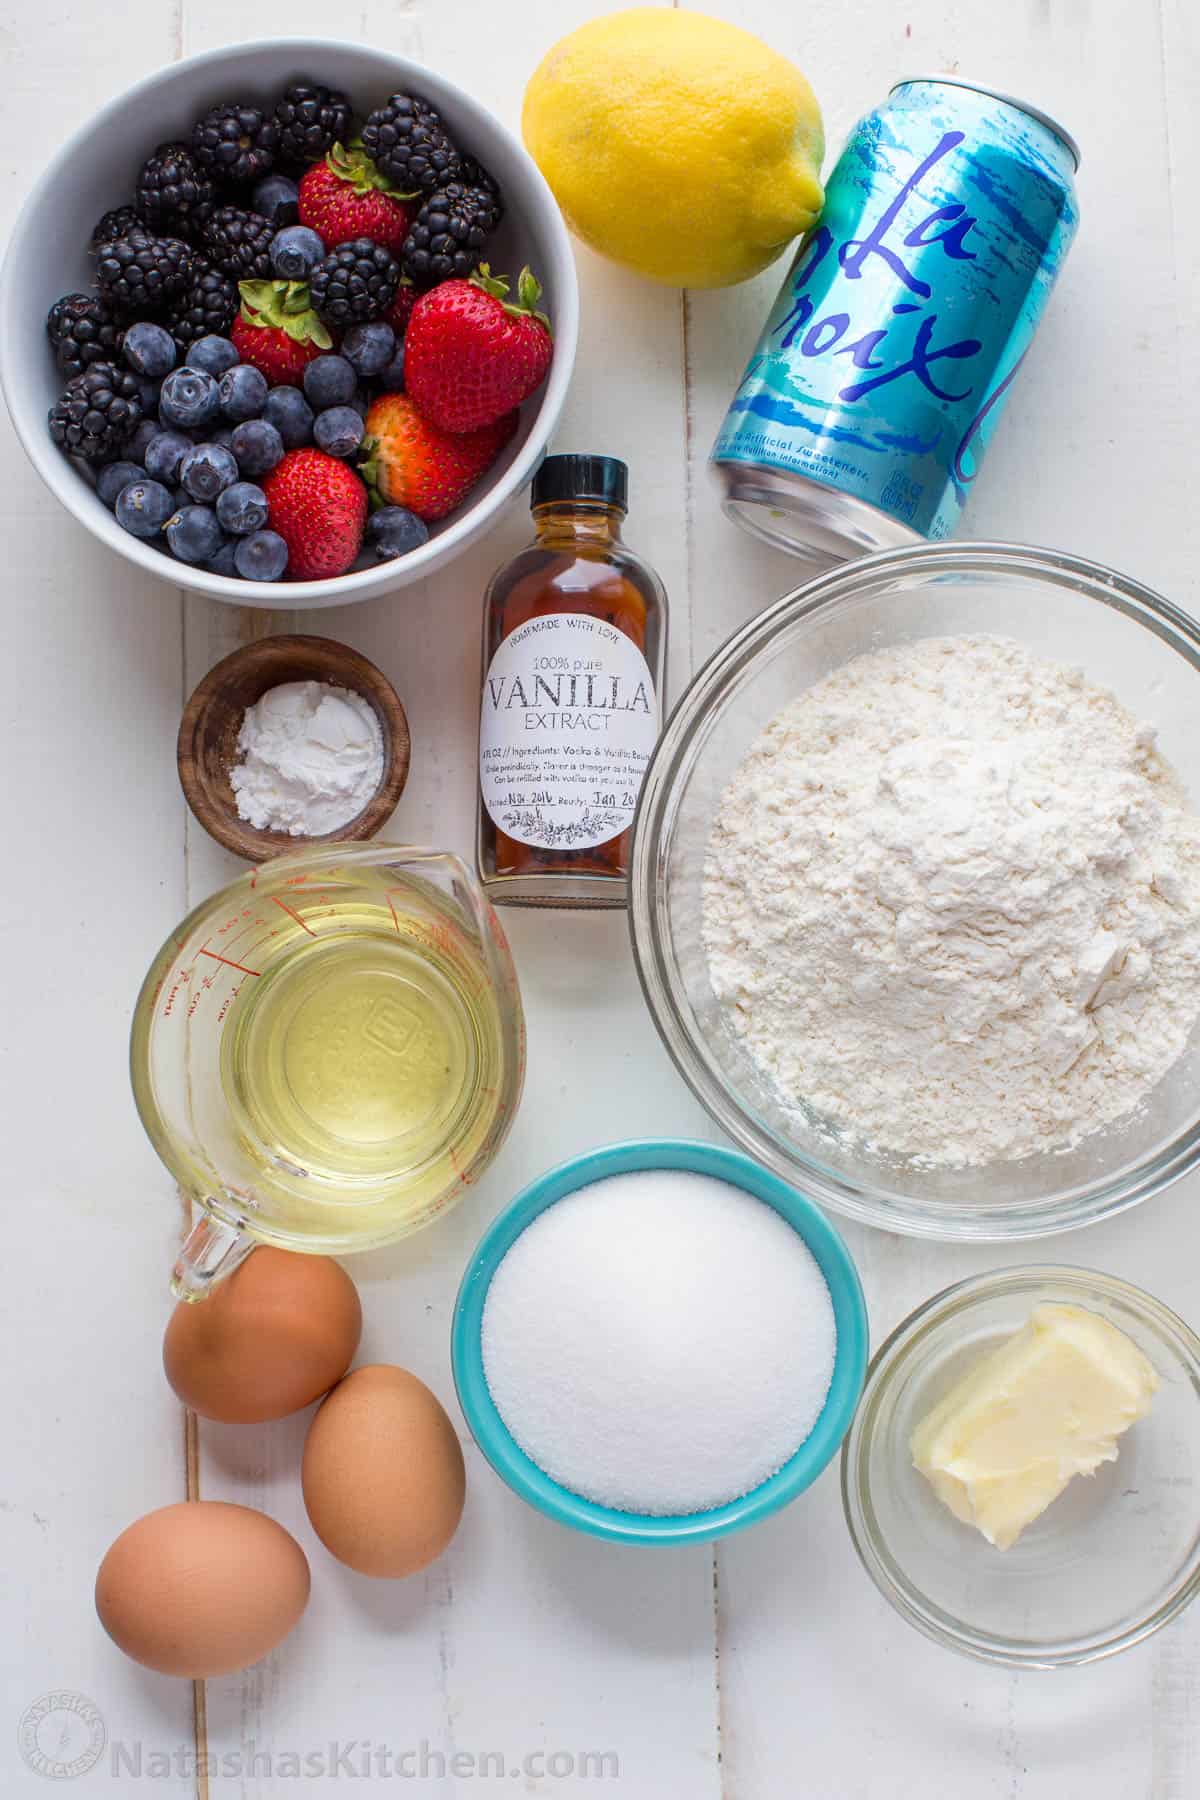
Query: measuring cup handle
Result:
<box><xmin>171</xmin><ymin>1214</ymin><xmax>254</xmax><ymax>1302</ymax></box>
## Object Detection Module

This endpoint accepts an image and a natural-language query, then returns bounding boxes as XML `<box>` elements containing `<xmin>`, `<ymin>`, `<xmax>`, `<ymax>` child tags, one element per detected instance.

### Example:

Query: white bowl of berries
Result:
<box><xmin>0</xmin><ymin>38</ymin><xmax>578</xmax><ymax>606</ymax></box>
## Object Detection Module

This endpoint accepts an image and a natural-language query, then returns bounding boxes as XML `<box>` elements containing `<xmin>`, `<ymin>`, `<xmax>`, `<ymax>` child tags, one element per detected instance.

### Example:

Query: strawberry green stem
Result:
<box><xmin>328</xmin><ymin>139</ymin><xmax>419</xmax><ymax>202</ymax></box>
<box><xmin>238</xmin><ymin>280</ymin><xmax>332</xmax><ymax>349</ymax></box>
<box><xmin>470</xmin><ymin>262</ymin><xmax>551</xmax><ymax>333</ymax></box>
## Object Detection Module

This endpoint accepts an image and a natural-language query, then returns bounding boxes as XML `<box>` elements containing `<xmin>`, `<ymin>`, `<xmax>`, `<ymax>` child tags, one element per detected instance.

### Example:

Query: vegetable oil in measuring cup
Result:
<box><xmin>218</xmin><ymin>897</ymin><xmax>508</xmax><ymax>1214</ymax></box>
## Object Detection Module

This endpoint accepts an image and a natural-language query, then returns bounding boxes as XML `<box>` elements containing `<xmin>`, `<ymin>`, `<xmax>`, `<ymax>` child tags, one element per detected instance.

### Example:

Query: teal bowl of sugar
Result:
<box><xmin>451</xmin><ymin>1139</ymin><xmax>869</xmax><ymax>1544</ymax></box>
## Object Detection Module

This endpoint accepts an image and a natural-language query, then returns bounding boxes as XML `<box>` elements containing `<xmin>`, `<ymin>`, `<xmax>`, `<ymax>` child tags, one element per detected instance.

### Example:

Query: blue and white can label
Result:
<box><xmin>712</xmin><ymin>80</ymin><xmax>1079</xmax><ymax>540</ymax></box>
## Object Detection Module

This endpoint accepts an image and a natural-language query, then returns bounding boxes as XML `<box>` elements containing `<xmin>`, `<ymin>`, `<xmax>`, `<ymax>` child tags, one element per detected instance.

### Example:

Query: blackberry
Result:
<box><xmin>191</xmin><ymin>102</ymin><xmax>279</xmax><ymax>187</ymax></box>
<box><xmin>92</xmin><ymin>204</ymin><xmax>141</xmax><ymax>247</ymax></box>
<box><xmin>46</xmin><ymin>292</ymin><xmax>124</xmax><ymax>380</ymax></box>
<box><xmin>361</xmin><ymin>93</ymin><xmax>460</xmax><ymax>195</ymax></box>
<box><xmin>401</xmin><ymin>182</ymin><xmax>502</xmax><ymax>286</ymax></box>
<box><xmin>309</xmin><ymin>238</ymin><xmax>400</xmax><ymax>326</ymax></box>
<box><xmin>199</xmin><ymin>205</ymin><xmax>275</xmax><ymax>280</ymax></box>
<box><xmin>163</xmin><ymin>258</ymin><xmax>238</xmax><ymax>350</ymax></box>
<box><xmin>459</xmin><ymin>154</ymin><xmax>501</xmax><ymax>202</ymax></box>
<box><xmin>273</xmin><ymin>81</ymin><xmax>353</xmax><ymax>166</ymax></box>
<box><xmin>48</xmin><ymin>360</ymin><xmax>142</xmax><ymax>462</ymax></box>
<box><xmin>135</xmin><ymin>141</ymin><xmax>215</xmax><ymax>236</ymax></box>
<box><xmin>95</xmin><ymin>231</ymin><xmax>194</xmax><ymax>316</ymax></box>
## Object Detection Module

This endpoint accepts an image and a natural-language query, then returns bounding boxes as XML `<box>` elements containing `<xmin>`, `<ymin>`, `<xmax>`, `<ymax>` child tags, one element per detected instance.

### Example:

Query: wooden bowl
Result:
<box><xmin>178</xmin><ymin>635</ymin><xmax>411</xmax><ymax>863</ymax></box>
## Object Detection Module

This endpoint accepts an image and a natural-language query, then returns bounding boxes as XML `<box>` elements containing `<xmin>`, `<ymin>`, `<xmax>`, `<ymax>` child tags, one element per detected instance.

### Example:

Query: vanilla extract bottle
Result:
<box><xmin>477</xmin><ymin>455</ymin><xmax>667</xmax><ymax>907</ymax></box>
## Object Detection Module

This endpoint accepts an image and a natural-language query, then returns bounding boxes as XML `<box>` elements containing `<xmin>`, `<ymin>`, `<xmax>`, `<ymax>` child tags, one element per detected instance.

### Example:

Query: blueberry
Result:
<box><xmin>143</xmin><ymin>429</ymin><xmax>192</xmax><ymax>485</ymax></box>
<box><xmin>378</xmin><ymin>344</ymin><xmax>405</xmax><ymax>392</ymax></box>
<box><xmin>122</xmin><ymin>320</ymin><xmax>177</xmax><ymax>378</ymax></box>
<box><xmin>234</xmin><ymin>529</ymin><xmax>289</xmax><ymax>582</ymax></box>
<box><xmin>205</xmin><ymin>538</ymin><xmax>240</xmax><ymax>577</ymax></box>
<box><xmin>180</xmin><ymin>442</ymin><xmax>239</xmax><ymax>503</ymax></box>
<box><xmin>208</xmin><ymin>424</ymin><xmax>236</xmax><ymax>451</ymax></box>
<box><xmin>115</xmin><ymin>478</ymin><xmax>175</xmax><ymax>539</ymax></box>
<box><xmin>270</xmin><ymin>224</ymin><xmax>326</xmax><ymax>281</ymax></box>
<box><xmin>313</xmin><ymin>404</ymin><xmax>363</xmax><ymax>459</ymax></box>
<box><xmin>134</xmin><ymin>375</ymin><xmax>162</xmax><ymax>416</ymax></box>
<box><xmin>303</xmin><ymin>354</ymin><xmax>356</xmax><ymax>409</ymax></box>
<box><xmin>218</xmin><ymin>362</ymin><xmax>269</xmax><ymax>423</ymax></box>
<box><xmin>126</xmin><ymin>418</ymin><xmax>161</xmax><ymax>462</ymax></box>
<box><xmin>230</xmin><ymin>417</ymin><xmax>284</xmax><ymax>478</ymax></box>
<box><xmin>253</xmin><ymin>173</ymin><xmax>300</xmax><ymax>227</ymax></box>
<box><xmin>165</xmin><ymin>504</ymin><xmax>226</xmax><ymax>565</ymax></box>
<box><xmin>96</xmin><ymin>460</ymin><xmax>145</xmax><ymax>509</ymax></box>
<box><xmin>262</xmin><ymin>384</ymin><xmax>313</xmax><ymax>450</ymax></box>
<box><xmin>159</xmin><ymin>367</ymin><xmax>221</xmax><ymax>430</ymax></box>
<box><xmin>216</xmin><ymin>480</ymin><xmax>269</xmax><ymax>535</ymax></box>
<box><xmin>366</xmin><ymin>505</ymin><xmax>429</xmax><ymax>562</ymax></box>
<box><xmin>341</xmin><ymin>320</ymin><xmax>396</xmax><ymax>377</ymax></box>
<box><xmin>185</xmin><ymin>335</ymin><xmax>240</xmax><ymax>378</ymax></box>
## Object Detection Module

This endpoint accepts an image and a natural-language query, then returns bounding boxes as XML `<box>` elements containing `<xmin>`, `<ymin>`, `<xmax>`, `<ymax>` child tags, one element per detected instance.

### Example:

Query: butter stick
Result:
<box><xmin>911</xmin><ymin>1304</ymin><xmax>1158</xmax><ymax>1550</ymax></box>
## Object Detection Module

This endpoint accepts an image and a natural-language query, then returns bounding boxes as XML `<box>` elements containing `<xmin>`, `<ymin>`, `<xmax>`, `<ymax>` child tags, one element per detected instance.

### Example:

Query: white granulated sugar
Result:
<box><xmin>481</xmin><ymin>1170</ymin><xmax>836</xmax><ymax>1515</ymax></box>
<box><xmin>703</xmin><ymin>635</ymin><xmax>1200</xmax><ymax>1168</ymax></box>
<box><xmin>231</xmin><ymin>679</ymin><xmax>384</xmax><ymax>836</ymax></box>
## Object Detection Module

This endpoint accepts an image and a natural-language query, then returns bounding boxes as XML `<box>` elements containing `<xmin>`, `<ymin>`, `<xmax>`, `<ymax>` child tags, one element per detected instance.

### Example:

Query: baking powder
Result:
<box><xmin>231</xmin><ymin>680</ymin><xmax>384</xmax><ymax>837</ymax></box>
<box><xmin>703</xmin><ymin>636</ymin><xmax>1200</xmax><ymax>1167</ymax></box>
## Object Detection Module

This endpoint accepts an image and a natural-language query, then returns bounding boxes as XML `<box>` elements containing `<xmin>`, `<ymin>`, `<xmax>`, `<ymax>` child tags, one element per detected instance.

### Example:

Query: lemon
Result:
<box><xmin>522</xmin><ymin>8</ymin><xmax>824</xmax><ymax>289</ymax></box>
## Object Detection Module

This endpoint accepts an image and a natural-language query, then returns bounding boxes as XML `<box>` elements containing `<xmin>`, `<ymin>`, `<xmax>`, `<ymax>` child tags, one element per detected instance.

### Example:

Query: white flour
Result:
<box><xmin>231</xmin><ymin>680</ymin><xmax>384</xmax><ymax>836</ymax></box>
<box><xmin>703</xmin><ymin>636</ymin><xmax>1200</xmax><ymax>1167</ymax></box>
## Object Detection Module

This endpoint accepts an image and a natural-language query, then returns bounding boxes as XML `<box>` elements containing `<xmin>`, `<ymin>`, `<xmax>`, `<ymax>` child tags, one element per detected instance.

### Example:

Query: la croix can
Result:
<box><xmin>712</xmin><ymin>78</ymin><xmax>1080</xmax><ymax>561</ymax></box>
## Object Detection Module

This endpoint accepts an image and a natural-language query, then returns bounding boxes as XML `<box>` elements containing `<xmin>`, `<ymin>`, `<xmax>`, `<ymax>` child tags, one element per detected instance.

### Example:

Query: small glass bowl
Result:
<box><xmin>629</xmin><ymin>542</ymin><xmax>1200</xmax><ymax>1239</ymax></box>
<box><xmin>841</xmin><ymin>1266</ymin><xmax>1200</xmax><ymax>1667</ymax></box>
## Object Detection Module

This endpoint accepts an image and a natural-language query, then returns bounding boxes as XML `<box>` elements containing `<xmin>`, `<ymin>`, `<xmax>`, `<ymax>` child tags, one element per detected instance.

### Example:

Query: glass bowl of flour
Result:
<box><xmin>630</xmin><ymin>543</ymin><xmax>1200</xmax><ymax>1239</ymax></box>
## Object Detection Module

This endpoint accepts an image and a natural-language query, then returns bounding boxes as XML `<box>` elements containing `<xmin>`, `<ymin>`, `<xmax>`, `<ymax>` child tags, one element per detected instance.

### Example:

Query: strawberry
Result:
<box><xmin>298</xmin><ymin>142</ymin><xmax>416</xmax><ymax>256</ymax></box>
<box><xmin>361</xmin><ymin>393</ymin><xmax>518</xmax><ymax>522</ymax></box>
<box><xmin>233</xmin><ymin>279</ymin><xmax>332</xmax><ymax>386</ymax></box>
<box><xmin>261</xmin><ymin>448</ymin><xmax>368</xmax><ymax>580</ymax></box>
<box><xmin>404</xmin><ymin>265</ymin><xmax>553</xmax><ymax>434</ymax></box>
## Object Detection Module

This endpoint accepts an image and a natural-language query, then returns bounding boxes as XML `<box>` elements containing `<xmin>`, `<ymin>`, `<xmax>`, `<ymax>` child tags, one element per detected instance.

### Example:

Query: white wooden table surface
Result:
<box><xmin>4</xmin><ymin>1</ymin><xmax>1200</xmax><ymax>1794</ymax></box>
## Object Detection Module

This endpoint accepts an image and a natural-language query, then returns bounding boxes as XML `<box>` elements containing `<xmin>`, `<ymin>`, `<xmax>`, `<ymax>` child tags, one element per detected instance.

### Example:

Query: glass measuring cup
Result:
<box><xmin>131</xmin><ymin>844</ymin><xmax>525</xmax><ymax>1299</ymax></box>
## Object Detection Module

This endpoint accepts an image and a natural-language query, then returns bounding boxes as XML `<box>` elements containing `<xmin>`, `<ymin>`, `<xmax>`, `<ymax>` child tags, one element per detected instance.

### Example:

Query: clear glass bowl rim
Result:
<box><xmin>839</xmin><ymin>1263</ymin><xmax>1200</xmax><ymax>1667</ymax></box>
<box><xmin>628</xmin><ymin>540</ymin><xmax>1200</xmax><ymax>1241</ymax></box>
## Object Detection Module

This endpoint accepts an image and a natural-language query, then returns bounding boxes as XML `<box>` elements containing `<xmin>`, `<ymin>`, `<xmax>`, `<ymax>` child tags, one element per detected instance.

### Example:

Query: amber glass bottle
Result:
<box><xmin>477</xmin><ymin>455</ymin><xmax>667</xmax><ymax>908</ymax></box>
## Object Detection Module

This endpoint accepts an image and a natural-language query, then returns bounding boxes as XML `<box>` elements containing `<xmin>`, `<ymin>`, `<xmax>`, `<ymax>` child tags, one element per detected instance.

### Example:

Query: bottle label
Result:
<box><xmin>480</xmin><ymin>612</ymin><xmax>659</xmax><ymax>851</ymax></box>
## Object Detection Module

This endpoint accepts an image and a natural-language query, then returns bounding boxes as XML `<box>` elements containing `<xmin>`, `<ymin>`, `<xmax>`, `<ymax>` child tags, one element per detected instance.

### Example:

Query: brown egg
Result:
<box><xmin>302</xmin><ymin>1364</ymin><xmax>466</xmax><ymax>1578</ymax></box>
<box><xmin>95</xmin><ymin>1501</ymin><xmax>310</xmax><ymax>1677</ymax></box>
<box><xmin>163</xmin><ymin>1246</ymin><xmax>362</xmax><ymax>1423</ymax></box>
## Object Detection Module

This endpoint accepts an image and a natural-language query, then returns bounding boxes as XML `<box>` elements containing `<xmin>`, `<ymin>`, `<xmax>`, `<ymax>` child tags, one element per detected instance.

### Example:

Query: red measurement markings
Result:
<box><xmin>214</xmin><ymin>915</ymin><xmax>266</xmax><ymax>957</ymax></box>
<box><xmin>187</xmin><ymin>970</ymin><xmax>217</xmax><ymax>1020</ymax></box>
<box><xmin>162</xmin><ymin>967</ymin><xmax>191</xmax><ymax>1017</ymax></box>
<box><xmin>217</xmin><ymin>978</ymin><xmax>248</xmax><ymax>1023</ymax></box>
<box><xmin>272</xmin><ymin>895</ymin><xmax>317</xmax><ymax>937</ymax></box>
<box><xmin>198</xmin><ymin>947</ymin><xmax>261</xmax><ymax>978</ymax></box>
<box><xmin>217</xmin><ymin>908</ymin><xmax>253</xmax><ymax>933</ymax></box>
